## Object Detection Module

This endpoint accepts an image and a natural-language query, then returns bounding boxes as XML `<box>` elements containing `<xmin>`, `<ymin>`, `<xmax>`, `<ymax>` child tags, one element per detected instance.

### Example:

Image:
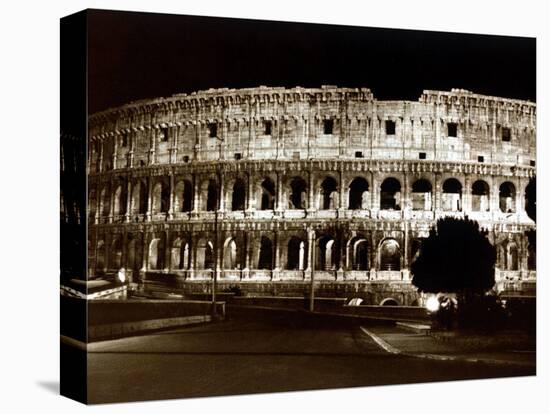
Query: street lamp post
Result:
<box><xmin>309</xmin><ymin>228</ymin><xmax>316</xmax><ymax>312</ymax></box>
<box><xmin>211</xmin><ymin>135</ymin><xmax>224</xmax><ymax>319</ymax></box>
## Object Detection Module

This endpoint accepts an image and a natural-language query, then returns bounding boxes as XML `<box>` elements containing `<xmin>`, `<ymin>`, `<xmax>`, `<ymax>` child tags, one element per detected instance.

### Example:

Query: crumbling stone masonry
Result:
<box><xmin>86</xmin><ymin>86</ymin><xmax>536</xmax><ymax>305</ymax></box>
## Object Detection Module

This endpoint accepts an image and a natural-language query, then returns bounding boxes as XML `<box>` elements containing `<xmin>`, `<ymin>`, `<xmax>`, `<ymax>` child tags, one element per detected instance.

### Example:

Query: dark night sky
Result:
<box><xmin>87</xmin><ymin>9</ymin><xmax>536</xmax><ymax>114</ymax></box>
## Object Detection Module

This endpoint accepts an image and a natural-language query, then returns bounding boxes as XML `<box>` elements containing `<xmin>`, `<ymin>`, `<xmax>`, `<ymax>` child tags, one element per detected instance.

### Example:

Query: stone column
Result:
<box><xmin>164</xmin><ymin>231</ymin><xmax>171</xmax><ymax>271</ymax></box>
<box><xmin>170</xmin><ymin>126</ymin><xmax>179</xmax><ymax>164</ymax></box>
<box><xmin>307</xmin><ymin>169</ymin><xmax>315</xmax><ymax>212</ymax></box>
<box><xmin>141</xmin><ymin>232</ymin><xmax>148</xmax><ymax>274</ymax></box>
<box><xmin>515</xmin><ymin>177</ymin><xmax>523</xmax><ymax>215</ymax></box>
<box><xmin>125</xmin><ymin>179</ymin><xmax>132</xmax><ymax>222</ymax></box>
<box><xmin>108</xmin><ymin>179</ymin><xmax>115</xmax><ymax>223</ymax></box>
<box><xmin>243</xmin><ymin>231</ymin><xmax>251</xmax><ymax>279</ymax></box>
<box><xmin>273</xmin><ymin>229</ymin><xmax>281</xmax><ymax>280</ymax></box>
<box><xmin>338</xmin><ymin>168</ymin><xmax>346</xmax><ymax>214</ymax></box>
<box><xmin>146</xmin><ymin>176</ymin><xmax>153</xmax><ymax>221</ymax></box>
<box><xmin>434</xmin><ymin>173</ymin><xmax>441</xmax><ymax>211</ymax></box>
<box><xmin>97</xmin><ymin>141</ymin><xmax>103</xmax><ymax>172</ymax></box>
<box><xmin>218</xmin><ymin>171</ymin><xmax>225</xmax><ymax>212</ymax></box>
<box><xmin>275</xmin><ymin>171</ymin><xmax>283</xmax><ymax>213</ymax></box>
<box><xmin>94</xmin><ymin>181</ymin><xmax>101</xmax><ymax>224</ymax></box>
<box><xmin>148</xmin><ymin>128</ymin><xmax>156</xmax><ymax>165</ymax></box>
<box><xmin>192</xmin><ymin>174</ymin><xmax>200</xmax><ymax>215</ymax></box>
<box><xmin>305</xmin><ymin>228</ymin><xmax>315</xmax><ymax>280</ymax></box>
<box><xmin>464</xmin><ymin>175</ymin><xmax>472</xmax><ymax>213</ymax></box>
<box><xmin>112</xmin><ymin>136</ymin><xmax>118</xmax><ymax>170</ymax></box>
<box><xmin>128</xmin><ymin>130</ymin><xmax>135</xmax><ymax>168</ymax></box>
<box><xmin>168</xmin><ymin>173</ymin><xmax>175</xmax><ymax>219</ymax></box>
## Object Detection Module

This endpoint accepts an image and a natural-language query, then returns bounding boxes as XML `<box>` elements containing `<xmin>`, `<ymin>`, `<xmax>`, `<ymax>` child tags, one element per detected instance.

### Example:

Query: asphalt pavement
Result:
<box><xmin>84</xmin><ymin>316</ymin><xmax>535</xmax><ymax>404</ymax></box>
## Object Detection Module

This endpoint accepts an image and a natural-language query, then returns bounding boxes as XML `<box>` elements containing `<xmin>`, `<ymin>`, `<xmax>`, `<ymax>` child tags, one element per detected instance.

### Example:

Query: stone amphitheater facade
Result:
<box><xmin>87</xmin><ymin>85</ymin><xmax>536</xmax><ymax>305</ymax></box>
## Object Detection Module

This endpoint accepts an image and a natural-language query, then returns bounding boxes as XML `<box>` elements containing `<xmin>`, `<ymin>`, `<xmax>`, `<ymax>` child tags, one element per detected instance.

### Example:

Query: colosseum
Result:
<box><xmin>87</xmin><ymin>85</ymin><xmax>536</xmax><ymax>305</ymax></box>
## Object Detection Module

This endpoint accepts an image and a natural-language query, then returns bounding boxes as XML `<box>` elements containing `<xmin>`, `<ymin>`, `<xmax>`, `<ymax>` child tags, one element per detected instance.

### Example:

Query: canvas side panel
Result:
<box><xmin>60</xmin><ymin>9</ymin><xmax>88</xmax><ymax>405</ymax></box>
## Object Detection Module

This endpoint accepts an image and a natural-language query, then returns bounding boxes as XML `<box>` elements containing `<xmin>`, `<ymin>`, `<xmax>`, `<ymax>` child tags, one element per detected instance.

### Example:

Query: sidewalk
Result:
<box><xmin>362</xmin><ymin>325</ymin><xmax>536</xmax><ymax>368</ymax></box>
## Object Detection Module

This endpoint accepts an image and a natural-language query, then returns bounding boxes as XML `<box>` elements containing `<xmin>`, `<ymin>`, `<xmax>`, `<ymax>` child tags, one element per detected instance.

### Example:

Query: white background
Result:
<box><xmin>0</xmin><ymin>0</ymin><xmax>547</xmax><ymax>412</ymax></box>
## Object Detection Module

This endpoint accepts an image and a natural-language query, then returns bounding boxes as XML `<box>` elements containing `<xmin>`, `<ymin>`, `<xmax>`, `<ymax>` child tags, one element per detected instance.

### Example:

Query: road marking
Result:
<box><xmin>359</xmin><ymin>326</ymin><xmax>535</xmax><ymax>368</ymax></box>
<box><xmin>360</xmin><ymin>327</ymin><xmax>401</xmax><ymax>354</ymax></box>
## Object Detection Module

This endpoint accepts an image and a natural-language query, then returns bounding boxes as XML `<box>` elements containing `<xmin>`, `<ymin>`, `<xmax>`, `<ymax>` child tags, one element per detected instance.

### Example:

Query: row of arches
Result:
<box><xmin>93</xmin><ymin>176</ymin><xmax>524</xmax><ymax>219</ymax></box>
<box><xmin>95</xmin><ymin>235</ymin><xmax>404</xmax><ymax>273</ymax></box>
<box><xmin>95</xmin><ymin>233</ymin><xmax>533</xmax><ymax>275</ymax></box>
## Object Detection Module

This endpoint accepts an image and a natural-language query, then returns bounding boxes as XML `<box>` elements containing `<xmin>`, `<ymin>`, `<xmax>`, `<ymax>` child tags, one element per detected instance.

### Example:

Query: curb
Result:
<box><xmin>360</xmin><ymin>326</ymin><xmax>535</xmax><ymax>368</ymax></box>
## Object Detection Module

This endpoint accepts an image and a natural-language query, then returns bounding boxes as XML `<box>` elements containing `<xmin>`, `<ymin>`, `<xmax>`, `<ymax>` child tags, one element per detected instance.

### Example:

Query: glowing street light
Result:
<box><xmin>425</xmin><ymin>295</ymin><xmax>440</xmax><ymax>313</ymax></box>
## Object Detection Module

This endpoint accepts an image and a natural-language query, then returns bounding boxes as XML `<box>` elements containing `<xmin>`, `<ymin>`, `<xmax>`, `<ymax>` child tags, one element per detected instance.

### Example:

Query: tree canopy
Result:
<box><xmin>411</xmin><ymin>217</ymin><xmax>496</xmax><ymax>294</ymax></box>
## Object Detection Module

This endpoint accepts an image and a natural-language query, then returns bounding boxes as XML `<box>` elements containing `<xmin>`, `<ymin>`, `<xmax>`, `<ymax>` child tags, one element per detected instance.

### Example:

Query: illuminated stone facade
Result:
<box><xmin>87</xmin><ymin>86</ymin><xmax>536</xmax><ymax>304</ymax></box>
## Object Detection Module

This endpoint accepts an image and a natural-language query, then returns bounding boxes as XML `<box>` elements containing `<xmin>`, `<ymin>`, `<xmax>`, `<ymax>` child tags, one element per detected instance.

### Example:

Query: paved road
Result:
<box><xmin>85</xmin><ymin>315</ymin><xmax>534</xmax><ymax>404</ymax></box>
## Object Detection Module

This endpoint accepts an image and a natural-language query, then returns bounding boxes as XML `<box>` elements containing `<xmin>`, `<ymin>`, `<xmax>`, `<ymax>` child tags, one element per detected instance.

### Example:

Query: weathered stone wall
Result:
<box><xmin>87</xmin><ymin>86</ymin><xmax>536</xmax><ymax>302</ymax></box>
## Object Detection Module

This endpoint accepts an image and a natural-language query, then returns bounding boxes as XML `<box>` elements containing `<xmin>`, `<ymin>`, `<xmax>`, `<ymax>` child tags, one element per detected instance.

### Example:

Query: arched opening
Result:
<box><xmin>442</xmin><ymin>178</ymin><xmax>462</xmax><ymax>211</ymax></box>
<box><xmin>381</xmin><ymin>298</ymin><xmax>399</xmax><ymax>306</ymax></box>
<box><xmin>113</xmin><ymin>185</ymin><xmax>127</xmax><ymax>216</ymax></box>
<box><xmin>231</xmin><ymin>178</ymin><xmax>246</xmax><ymax>211</ymax></box>
<box><xmin>289</xmin><ymin>177</ymin><xmax>307</xmax><ymax>209</ymax></box>
<box><xmin>349</xmin><ymin>237</ymin><xmax>369</xmax><ymax>270</ymax></box>
<box><xmin>100</xmin><ymin>188</ymin><xmax>110</xmax><ymax>217</ymax></box>
<box><xmin>96</xmin><ymin>240</ymin><xmax>106</xmax><ymax>273</ymax></box>
<box><xmin>223</xmin><ymin>238</ymin><xmax>238</xmax><ymax>269</ymax></box>
<box><xmin>152</xmin><ymin>181</ymin><xmax>170</xmax><ymax>214</ymax></box>
<box><xmin>111</xmin><ymin>237</ymin><xmax>123</xmax><ymax>269</ymax></box>
<box><xmin>88</xmin><ymin>190</ymin><xmax>97</xmax><ymax>221</ymax></box>
<box><xmin>260</xmin><ymin>178</ymin><xmax>276</xmax><ymax>210</ymax></box>
<box><xmin>348</xmin><ymin>177</ymin><xmax>370</xmax><ymax>210</ymax></box>
<box><xmin>506</xmin><ymin>242</ymin><xmax>519</xmax><ymax>271</ymax></box>
<box><xmin>205</xmin><ymin>241</ymin><xmax>214</xmax><ymax>270</ymax></box>
<box><xmin>287</xmin><ymin>237</ymin><xmax>306</xmax><ymax>270</ymax></box>
<box><xmin>197</xmin><ymin>239</ymin><xmax>214</xmax><ymax>270</ymax></box>
<box><xmin>318</xmin><ymin>236</ymin><xmax>338</xmax><ymax>271</ymax></box>
<box><xmin>130</xmin><ymin>181</ymin><xmax>148</xmax><ymax>215</ymax></box>
<box><xmin>411</xmin><ymin>179</ymin><xmax>432</xmax><ymax>210</ymax></box>
<box><xmin>127</xmin><ymin>236</ymin><xmax>139</xmax><ymax>271</ymax></box>
<box><xmin>174</xmin><ymin>180</ymin><xmax>193</xmax><ymax>212</ymax></box>
<box><xmin>320</xmin><ymin>177</ymin><xmax>338</xmax><ymax>209</ymax></box>
<box><xmin>206</xmin><ymin>179</ymin><xmax>219</xmax><ymax>211</ymax></box>
<box><xmin>258</xmin><ymin>236</ymin><xmax>273</xmax><ymax>269</ymax></box>
<box><xmin>499</xmin><ymin>182</ymin><xmax>516</xmax><ymax>213</ymax></box>
<box><xmin>472</xmin><ymin>180</ymin><xmax>490</xmax><ymax>212</ymax></box>
<box><xmin>148</xmin><ymin>237</ymin><xmax>165</xmax><ymax>270</ymax></box>
<box><xmin>171</xmin><ymin>238</ymin><xmax>183</xmax><ymax>269</ymax></box>
<box><xmin>380</xmin><ymin>178</ymin><xmax>401</xmax><ymax>210</ymax></box>
<box><xmin>379</xmin><ymin>239</ymin><xmax>401</xmax><ymax>271</ymax></box>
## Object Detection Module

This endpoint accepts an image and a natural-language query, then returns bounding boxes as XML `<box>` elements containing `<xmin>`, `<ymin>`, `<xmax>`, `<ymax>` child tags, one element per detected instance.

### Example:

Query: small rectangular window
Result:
<box><xmin>323</xmin><ymin>119</ymin><xmax>334</xmax><ymax>135</ymax></box>
<box><xmin>234</xmin><ymin>153</ymin><xmax>242</xmax><ymax>160</ymax></box>
<box><xmin>264</xmin><ymin>120</ymin><xmax>272</xmax><ymax>135</ymax></box>
<box><xmin>385</xmin><ymin>120</ymin><xmax>395</xmax><ymax>135</ymax></box>
<box><xmin>355</xmin><ymin>151</ymin><xmax>364</xmax><ymax>158</ymax></box>
<box><xmin>419</xmin><ymin>152</ymin><xmax>426</xmax><ymax>160</ymax></box>
<box><xmin>183</xmin><ymin>155</ymin><xmax>190</xmax><ymax>163</ymax></box>
<box><xmin>208</xmin><ymin>123</ymin><xmax>217</xmax><ymax>138</ymax></box>
<box><xmin>478</xmin><ymin>155</ymin><xmax>484</xmax><ymax>163</ymax></box>
<box><xmin>530</xmin><ymin>160</ymin><xmax>536</xmax><ymax>167</ymax></box>
<box><xmin>161</xmin><ymin>127</ymin><xmax>169</xmax><ymax>142</ymax></box>
<box><xmin>447</xmin><ymin>123</ymin><xmax>458</xmax><ymax>137</ymax></box>
<box><xmin>121</xmin><ymin>134</ymin><xmax>128</xmax><ymax>147</ymax></box>
<box><xmin>502</xmin><ymin>127</ymin><xmax>511</xmax><ymax>142</ymax></box>
<box><xmin>292</xmin><ymin>151</ymin><xmax>301</xmax><ymax>160</ymax></box>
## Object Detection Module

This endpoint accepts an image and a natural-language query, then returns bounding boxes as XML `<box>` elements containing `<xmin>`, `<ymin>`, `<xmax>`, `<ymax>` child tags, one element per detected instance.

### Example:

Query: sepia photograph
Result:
<box><xmin>59</xmin><ymin>6</ymin><xmax>536</xmax><ymax>405</ymax></box>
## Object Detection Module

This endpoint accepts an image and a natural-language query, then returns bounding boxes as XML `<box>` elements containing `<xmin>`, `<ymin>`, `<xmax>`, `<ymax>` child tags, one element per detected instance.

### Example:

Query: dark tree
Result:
<box><xmin>411</xmin><ymin>217</ymin><xmax>496</xmax><ymax>294</ymax></box>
